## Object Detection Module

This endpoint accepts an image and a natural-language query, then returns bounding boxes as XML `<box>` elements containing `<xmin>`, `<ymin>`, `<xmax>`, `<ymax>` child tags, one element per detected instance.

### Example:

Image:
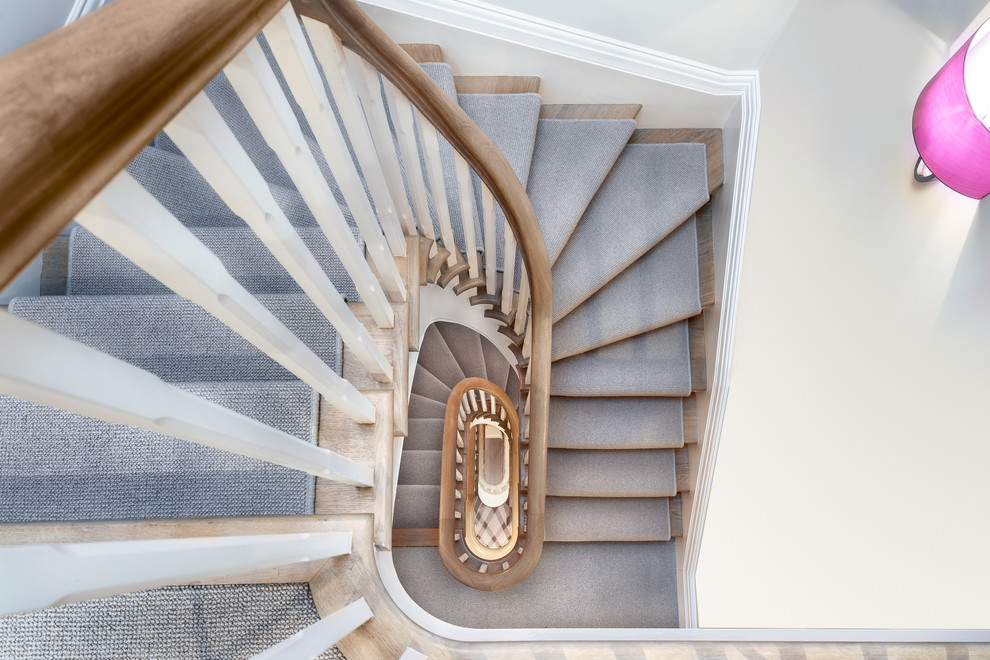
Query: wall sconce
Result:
<box><xmin>913</xmin><ymin>18</ymin><xmax>990</xmax><ymax>198</ymax></box>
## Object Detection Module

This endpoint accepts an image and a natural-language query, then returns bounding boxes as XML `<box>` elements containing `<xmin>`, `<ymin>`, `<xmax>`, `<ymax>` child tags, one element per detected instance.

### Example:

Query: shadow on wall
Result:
<box><xmin>935</xmin><ymin>198</ymin><xmax>990</xmax><ymax>340</ymax></box>
<box><xmin>889</xmin><ymin>0</ymin><xmax>988</xmax><ymax>45</ymax></box>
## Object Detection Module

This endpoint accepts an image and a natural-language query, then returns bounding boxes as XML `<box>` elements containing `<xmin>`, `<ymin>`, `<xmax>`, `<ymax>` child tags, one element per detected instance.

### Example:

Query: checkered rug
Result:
<box><xmin>474</xmin><ymin>498</ymin><xmax>512</xmax><ymax>549</ymax></box>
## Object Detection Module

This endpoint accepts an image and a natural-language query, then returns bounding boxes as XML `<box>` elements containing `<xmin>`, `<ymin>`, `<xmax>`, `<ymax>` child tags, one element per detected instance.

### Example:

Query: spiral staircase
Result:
<box><xmin>0</xmin><ymin>0</ymin><xmax>718</xmax><ymax>657</ymax></box>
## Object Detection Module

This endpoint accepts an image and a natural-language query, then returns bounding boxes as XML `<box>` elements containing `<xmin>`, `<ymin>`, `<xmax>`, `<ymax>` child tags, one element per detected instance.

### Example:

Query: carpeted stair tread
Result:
<box><xmin>126</xmin><ymin>146</ymin><xmax>323</xmax><ymax>229</ymax></box>
<box><xmin>551</xmin><ymin>217</ymin><xmax>700</xmax><ymax>360</ymax></box>
<box><xmin>397</xmin><ymin>450</ymin><xmax>443</xmax><ymax>486</ymax></box>
<box><xmin>403</xmin><ymin>418</ymin><xmax>446</xmax><ymax>451</ymax></box>
<box><xmin>9</xmin><ymin>294</ymin><xmax>341</xmax><ymax>383</ymax></box>
<box><xmin>544</xmin><ymin>497</ymin><xmax>671</xmax><ymax>542</ymax></box>
<box><xmin>549</xmin><ymin>322</ymin><xmax>691</xmax><ymax>397</ymax></box>
<box><xmin>546</xmin><ymin>449</ymin><xmax>676</xmax><ymax>497</ymax></box>
<box><xmin>416</xmin><ymin>324</ymin><xmax>466</xmax><ymax>389</ymax></box>
<box><xmin>481</xmin><ymin>337</ymin><xmax>511</xmax><ymax>393</ymax></box>
<box><xmin>548</xmin><ymin>396</ymin><xmax>685</xmax><ymax>449</ymax></box>
<box><xmin>408</xmin><ymin>393</ymin><xmax>447</xmax><ymax>420</ymax></box>
<box><xmin>420</xmin><ymin>63</ymin><xmax>458</xmax><ymax>100</ymax></box>
<box><xmin>527</xmin><ymin>118</ymin><xmax>636</xmax><ymax>264</ymax></box>
<box><xmin>551</xmin><ymin>143</ymin><xmax>709</xmax><ymax>321</ymax></box>
<box><xmin>458</xmin><ymin>92</ymin><xmax>541</xmax><ymax>275</ymax></box>
<box><xmin>393</xmin><ymin>484</ymin><xmax>440</xmax><ymax>528</ymax></box>
<box><xmin>410</xmin><ymin>366</ymin><xmax>452</xmax><ymax>404</ymax></box>
<box><xmin>435</xmin><ymin>321</ymin><xmax>486</xmax><ymax>379</ymax></box>
<box><xmin>0</xmin><ymin>381</ymin><xmax>317</xmax><ymax>522</ymax></box>
<box><xmin>67</xmin><ymin>226</ymin><xmax>360</xmax><ymax>299</ymax></box>
<box><xmin>458</xmin><ymin>93</ymin><xmax>541</xmax><ymax>187</ymax></box>
<box><xmin>0</xmin><ymin>584</ymin><xmax>343</xmax><ymax>660</ymax></box>
<box><xmin>391</xmin><ymin>541</ymin><xmax>677</xmax><ymax>627</ymax></box>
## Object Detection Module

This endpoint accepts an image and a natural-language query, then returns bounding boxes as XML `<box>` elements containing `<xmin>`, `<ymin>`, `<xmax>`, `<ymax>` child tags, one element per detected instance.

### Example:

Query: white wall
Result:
<box><xmin>696</xmin><ymin>0</ymin><xmax>990</xmax><ymax>629</ymax></box>
<box><xmin>473</xmin><ymin>0</ymin><xmax>799</xmax><ymax>71</ymax></box>
<box><xmin>358</xmin><ymin>1</ymin><xmax>739</xmax><ymax>128</ymax></box>
<box><xmin>0</xmin><ymin>0</ymin><xmax>76</xmax><ymax>56</ymax></box>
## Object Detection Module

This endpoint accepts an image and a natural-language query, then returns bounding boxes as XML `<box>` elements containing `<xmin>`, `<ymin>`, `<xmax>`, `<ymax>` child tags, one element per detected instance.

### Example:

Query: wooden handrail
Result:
<box><xmin>439</xmin><ymin>377</ymin><xmax>525</xmax><ymax>590</ymax></box>
<box><xmin>295</xmin><ymin>0</ymin><xmax>552</xmax><ymax>587</ymax></box>
<box><xmin>0</xmin><ymin>0</ymin><xmax>289</xmax><ymax>291</ymax></box>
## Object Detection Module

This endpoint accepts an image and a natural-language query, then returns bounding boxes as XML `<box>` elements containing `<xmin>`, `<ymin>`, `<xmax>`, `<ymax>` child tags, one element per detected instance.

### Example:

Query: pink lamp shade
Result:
<box><xmin>913</xmin><ymin>19</ymin><xmax>990</xmax><ymax>199</ymax></box>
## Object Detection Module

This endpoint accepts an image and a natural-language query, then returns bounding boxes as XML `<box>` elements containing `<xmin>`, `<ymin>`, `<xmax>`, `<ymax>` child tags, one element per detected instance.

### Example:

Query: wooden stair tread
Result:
<box><xmin>540</xmin><ymin>104</ymin><xmax>641</xmax><ymax>120</ymax></box>
<box><xmin>399</xmin><ymin>44</ymin><xmax>443</xmax><ymax>63</ymax></box>
<box><xmin>454</xmin><ymin>76</ymin><xmax>540</xmax><ymax>94</ymax></box>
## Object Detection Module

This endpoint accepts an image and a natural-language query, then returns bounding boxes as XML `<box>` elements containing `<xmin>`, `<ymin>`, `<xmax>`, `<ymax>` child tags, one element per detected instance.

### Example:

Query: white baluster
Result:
<box><xmin>76</xmin><ymin>172</ymin><xmax>375</xmax><ymax>424</ymax></box>
<box><xmin>514</xmin><ymin>263</ymin><xmax>530</xmax><ymax>336</ymax></box>
<box><xmin>501</xmin><ymin>226</ymin><xmax>518</xmax><ymax>316</ymax></box>
<box><xmin>347</xmin><ymin>54</ymin><xmax>416</xmax><ymax>243</ymax></box>
<box><xmin>165</xmin><ymin>92</ymin><xmax>392</xmax><ymax>381</ymax></box>
<box><xmin>399</xmin><ymin>649</ymin><xmax>428</xmax><ymax>660</ymax></box>
<box><xmin>223</xmin><ymin>40</ymin><xmax>406</xmax><ymax>304</ymax></box>
<box><xmin>0</xmin><ymin>532</ymin><xmax>351</xmax><ymax>617</ymax></box>
<box><xmin>0</xmin><ymin>311</ymin><xmax>374</xmax><ymax>483</ymax></box>
<box><xmin>299</xmin><ymin>17</ymin><xmax>407</xmax><ymax>257</ymax></box>
<box><xmin>251</xmin><ymin>598</ymin><xmax>373</xmax><ymax>660</ymax></box>
<box><xmin>481</xmin><ymin>183</ymin><xmax>497</xmax><ymax>296</ymax></box>
<box><xmin>382</xmin><ymin>83</ymin><xmax>434</xmax><ymax>240</ymax></box>
<box><xmin>453</xmin><ymin>153</ymin><xmax>481</xmax><ymax>279</ymax></box>
<box><xmin>263</xmin><ymin>7</ymin><xmax>407</xmax><ymax>258</ymax></box>
<box><xmin>415</xmin><ymin>114</ymin><xmax>461</xmax><ymax>267</ymax></box>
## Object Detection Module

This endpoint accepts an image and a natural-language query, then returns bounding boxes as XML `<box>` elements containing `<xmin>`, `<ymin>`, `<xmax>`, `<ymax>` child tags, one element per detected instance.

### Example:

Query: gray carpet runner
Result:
<box><xmin>527</xmin><ymin>118</ymin><xmax>636</xmax><ymax>264</ymax></box>
<box><xmin>68</xmin><ymin>225</ymin><xmax>361</xmax><ymax>299</ymax></box>
<box><xmin>549</xmin><ymin>321</ymin><xmax>692</xmax><ymax>397</ymax></box>
<box><xmin>0</xmin><ymin>584</ymin><xmax>342</xmax><ymax>660</ymax></box>
<box><xmin>0</xmin><ymin>382</ymin><xmax>317</xmax><ymax>521</ymax></box>
<box><xmin>393</xmin><ymin>543</ymin><xmax>677</xmax><ymax>628</ymax></box>
<box><xmin>551</xmin><ymin>215</ymin><xmax>701</xmax><ymax>360</ymax></box>
<box><xmin>459</xmin><ymin>92</ymin><xmax>541</xmax><ymax>280</ymax></box>
<box><xmin>544</xmin><ymin>497</ymin><xmax>671</xmax><ymax>542</ymax></box>
<box><xmin>9</xmin><ymin>294</ymin><xmax>341</xmax><ymax>383</ymax></box>
<box><xmin>126</xmin><ymin>146</ymin><xmax>323</xmax><ymax>229</ymax></box>
<box><xmin>395</xmin><ymin>322</ymin><xmax>515</xmax><ymax>535</ymax></box>
<box><xmin>551</xmin><ymin>142</ymin><xmax>709</xmax><ymax>321</ymax></box>
<box><xmin>548</xmin><ymin>396</ymin><xmax>686</xmax><ymax>449</ymax></box>
<box><xmin>546</xmin><ymin>449</ymin><xmax>676</xmax><ymax>497</ymax></box>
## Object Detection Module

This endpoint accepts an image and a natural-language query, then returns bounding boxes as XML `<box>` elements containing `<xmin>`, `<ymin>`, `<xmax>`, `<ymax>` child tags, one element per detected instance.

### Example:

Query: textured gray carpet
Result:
<box><xmin>126</xmin><ymin>146</ymin><xmax>322</xmax><ymax>229</ymax></box>
<box><xmin>459</xmin><ymin>93</ymin><xmax>541</xmax><ymax>280</ymax></box>
<box><xmin>548</xmin><ymin>396</ymin><xmax>685</xmax><ymax>449</ymax></box>
<box><xmin>415</xmin><ymin>324</ymin><xmax>465</xmax><ymax>389</ymax></box>
<box><xmin>527</xmin><ymin>118</ymin><xmax>636</xmax><ymax>264</ymax></box>
<box><xmin>544</xmin><ymin>497</ymin><xmax>671</xmax><ymax>542</ymax></box>
<box><xmin>551</xmin><ymin>216</ymin><xmax>700</xmax><ymax>360</ymax></box>
<box><xmin>9</xmin><ymin>294</ymin><xmax>342</xmax><ymax>383</ymax></box>
<box><xmin>549</xmin><ymin>321</ymin><xmax>691</xmax><ymax>396</ymax></box>
<box><xmin>393</xmin><ymin>484</ymin><xmax>440</xmax><ymax>528</ymax></box>
<box><xmin>481</xmin><ymin>335</ymin><xmax>510</xmax><ymax>392</ymax></box>
<box><xmin>392</xmin><ymin>542</ymin><xmax>678</xmax><ymax>627</ymax></box>
<box><xmin>408</xmin><ymin>393</ymin><xmax>447</xmax><ymax>420</ymax></box>
<box><xmin>0</xmin><ymin>584</ymin><xmax>343</xmax><ymax>660</ymax></box>
<box><xmin>551</xmin><ymin>143</ymin><xmax>708</xmax><ymax>321</ymax></box>
<box><xmin>546</xmin><ymin>449</ymin><xmax>676</xmax><ymax>497</ymax></box>
<box><xmin>436</xmin><ymin>321</ymin><xmax>486</xmax><ymax>379</ymax></box>
<box><xmin>403</xmin><ymin>418</ymin><xmax>445</xmax><ymax>452</ymax></box>
<box><xmin>397</xmin><ymin>450</ymin><xmax>442</xmax><ymax>486</ymax></box>
<box><xmin>0</xmin><ymin>381</ymin><xmax>317</xmax><ymax>521</ymax></box>
<box><xmin>410</xmin><ymin>366</ymin><xmax>452</xmax><ymax>404</ymax></box>
<box><xmin>68</xmin><ymin>226</ymin><xmax>361</xmax><ymax>300</ymax></box>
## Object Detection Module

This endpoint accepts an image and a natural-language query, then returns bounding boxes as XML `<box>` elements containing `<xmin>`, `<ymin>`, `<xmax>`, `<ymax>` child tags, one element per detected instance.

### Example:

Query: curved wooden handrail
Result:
<box><xmin>439</xmin><ymin>377</ymin><xmax>525</xmax><ymax>590</ymax></box>
<box><xmin>0</xmin><ymin>0</ymin><xmax>289</xmax><ymax>290</ymax></box>
<box><xmin>295</xmin><ymin>0</ymin><xmax>552</xmax><ymax>586</ymax></box>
